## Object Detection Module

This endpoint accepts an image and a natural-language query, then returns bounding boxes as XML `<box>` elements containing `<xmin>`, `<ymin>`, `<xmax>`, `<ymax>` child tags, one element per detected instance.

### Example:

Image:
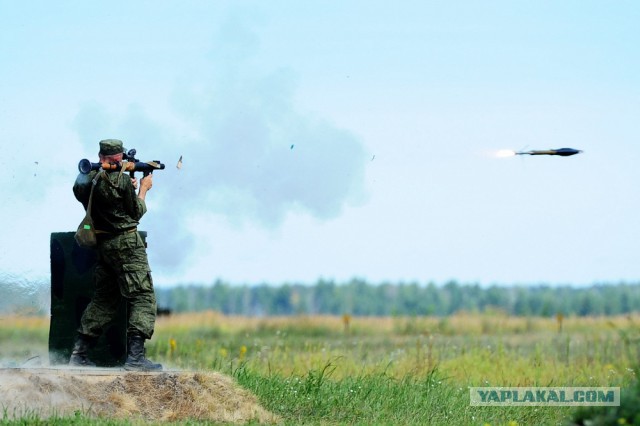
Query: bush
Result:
<box><xmin>571</xmin><ymin>370</ymin><xmax>640</xmax><ymax>426</ymax></box>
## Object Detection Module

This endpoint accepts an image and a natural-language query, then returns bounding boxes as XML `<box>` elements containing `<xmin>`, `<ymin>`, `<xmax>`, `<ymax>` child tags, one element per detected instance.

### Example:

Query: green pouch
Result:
<box><xmin>75</xmin><ymin>215</ymin><xmax>96</xmax><ymax>248</ymax></box>
<box><xmin>74</xmin><ymin>170</ymin><xmax>102</xmax><ymax>249</ymax></box>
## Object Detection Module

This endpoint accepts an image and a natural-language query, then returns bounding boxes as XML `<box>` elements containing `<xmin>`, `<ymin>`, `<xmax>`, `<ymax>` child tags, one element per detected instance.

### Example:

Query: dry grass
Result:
<box><xmin>0</xmin><ymin>368</ymin><xmax>279</xmax><ymax>423</ymax></box>
<box><xmin>155</xmin><ymin>311</ymin><xmax>640</xmax><ymax>335</ymax></box>
<box><xmin>0</xmin><ymin>314</ymin><xmax>49</xmax><ymax>329</ymax></box>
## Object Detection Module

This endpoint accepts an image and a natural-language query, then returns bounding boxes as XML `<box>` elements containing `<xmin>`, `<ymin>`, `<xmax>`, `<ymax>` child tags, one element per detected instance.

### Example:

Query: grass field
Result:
<box><xmin>1</xmin><ymin>312</ymin><xmax>639</xmax><ymax>425</ymax></box>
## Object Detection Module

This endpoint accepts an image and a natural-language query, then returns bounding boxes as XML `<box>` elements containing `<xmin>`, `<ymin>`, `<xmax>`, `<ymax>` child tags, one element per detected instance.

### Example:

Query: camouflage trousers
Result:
<box><xmin>78</xmin><ymin>231</ymin><xmax>157</xmax><ymax>340</ymax></box>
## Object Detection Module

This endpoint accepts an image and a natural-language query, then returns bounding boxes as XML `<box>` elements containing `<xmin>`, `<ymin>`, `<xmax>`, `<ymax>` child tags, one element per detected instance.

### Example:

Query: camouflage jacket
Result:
<box><xmin>73</xmin><ymin>170</ymin><xmax>147</xmax><ymax>233</ymax></box>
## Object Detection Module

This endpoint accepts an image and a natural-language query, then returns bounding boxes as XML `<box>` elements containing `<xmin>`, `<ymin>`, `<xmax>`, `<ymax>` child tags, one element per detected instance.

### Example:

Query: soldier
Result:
<box><xmin>69</xmin><ymin>139</ymin><xmax>162</xmax><ymax>371</ymax></box>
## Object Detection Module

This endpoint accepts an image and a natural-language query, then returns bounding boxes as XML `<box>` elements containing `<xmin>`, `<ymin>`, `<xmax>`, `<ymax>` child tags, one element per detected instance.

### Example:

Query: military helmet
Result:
<box><xmin>99</xmin><ymin>139</ymin><xmax>124</xmax><ymax>156</ymax></box>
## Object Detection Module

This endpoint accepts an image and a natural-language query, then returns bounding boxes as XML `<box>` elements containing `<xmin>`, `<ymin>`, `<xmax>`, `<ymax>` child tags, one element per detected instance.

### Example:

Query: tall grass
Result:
<box><xmin>149</xmin><ymin>313</ymin><xmax>639</xmax><ymax>385</ymax></box>
<box><xmin>1</xmin><ymin>312</ymin><xmax>638</xmax><ymax>424</ymax></box>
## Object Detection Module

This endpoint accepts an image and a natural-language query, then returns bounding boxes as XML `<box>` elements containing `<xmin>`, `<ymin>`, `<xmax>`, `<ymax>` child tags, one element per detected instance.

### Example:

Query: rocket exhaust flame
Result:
<box><xmin>495</xmin><ymin>149</ymin><xmax>516</xmax><ymax>158</ymax></box>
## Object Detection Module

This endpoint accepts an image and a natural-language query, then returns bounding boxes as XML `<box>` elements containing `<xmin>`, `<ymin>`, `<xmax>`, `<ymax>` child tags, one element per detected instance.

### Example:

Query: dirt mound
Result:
<box><xmin>0</xmin><ymin>368</ymin><xmax>278</xmax><ymax>423</ymax></box>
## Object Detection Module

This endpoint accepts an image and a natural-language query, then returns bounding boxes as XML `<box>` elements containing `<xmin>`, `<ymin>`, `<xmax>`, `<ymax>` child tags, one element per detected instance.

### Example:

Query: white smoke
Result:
<box><xmin>71</xmin><ymin>14</ymin><xmax>368</xmax><ymax>274</ymax></box>
<box><xmin>0</xmin><ymin>272</ymin><xmax>49</xmax><ymax>314</ymax></box>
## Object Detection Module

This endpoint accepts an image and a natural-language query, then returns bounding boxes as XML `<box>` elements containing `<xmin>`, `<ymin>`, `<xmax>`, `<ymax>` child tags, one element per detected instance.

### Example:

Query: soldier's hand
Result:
<box><xmin>140</xmin><ymin>174</ymin><xmax>153</xmax><ymax>191</ymax></box>
<box><xmin>131</xmin><ymin>177</ymin><xmax>138</xmax><ymax>190</ymax></box>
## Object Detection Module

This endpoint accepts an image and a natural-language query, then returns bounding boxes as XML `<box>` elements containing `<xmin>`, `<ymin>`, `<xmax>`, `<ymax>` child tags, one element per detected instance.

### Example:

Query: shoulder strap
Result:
<box><xmin>86</xmin><ymin>170</ymin><xmax>104</xmax><ymax>217</ymax></box>
<box><xmin>99</xmin><ymin>162</ymin><xmax>128</xmax><ymax>189</ymax></box>
<box><xmin>118</xmin><ymin>161</ymin><xmax>128</xmax><ymax>179</ymax></box>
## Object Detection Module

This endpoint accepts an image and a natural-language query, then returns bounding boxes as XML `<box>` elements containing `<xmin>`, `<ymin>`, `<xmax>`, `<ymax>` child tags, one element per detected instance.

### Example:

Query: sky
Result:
<box><xmin>1</xmin><ymin>1</ymin><xmax>639</xmax><ymax>288</ymax></box>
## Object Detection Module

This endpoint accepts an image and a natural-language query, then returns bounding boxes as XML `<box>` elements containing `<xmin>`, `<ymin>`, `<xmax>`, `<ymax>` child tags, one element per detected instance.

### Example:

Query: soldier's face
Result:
<box><xmin>99</xmin><ymin>153</ymin><xmax>124</xmax><ymax>163</ymax></box>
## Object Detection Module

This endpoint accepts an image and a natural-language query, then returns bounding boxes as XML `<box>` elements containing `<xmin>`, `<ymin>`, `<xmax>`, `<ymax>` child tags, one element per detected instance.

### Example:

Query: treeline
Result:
<box><xmin>156</xmin><ymin>279</ymin><xmax>640</xmax><ymax>317</ymax></box>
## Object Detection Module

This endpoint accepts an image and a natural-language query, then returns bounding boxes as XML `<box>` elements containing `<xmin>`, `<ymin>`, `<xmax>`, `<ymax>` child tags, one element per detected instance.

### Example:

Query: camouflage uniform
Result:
<box><xmin>72</xmin><ymin>141</ymin><xmax>157</xmax><ymax>340</ymax></box>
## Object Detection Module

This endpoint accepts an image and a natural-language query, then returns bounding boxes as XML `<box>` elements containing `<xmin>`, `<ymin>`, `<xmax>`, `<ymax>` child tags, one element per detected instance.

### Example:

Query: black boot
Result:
<box><xmin>124</xmin><ymin>333</ymin><xmax>162</xmax><ymax>371</ymax></box>
<box><xmin>69</xmin><ymin>334</ymin><xmax>97</xmax><ymax>367</ymax></box>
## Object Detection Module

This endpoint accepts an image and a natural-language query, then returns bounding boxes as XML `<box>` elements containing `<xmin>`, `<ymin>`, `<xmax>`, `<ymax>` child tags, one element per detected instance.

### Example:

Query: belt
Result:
<box><xmin>95</xmin><ymin>227</ymin><xmax>138</xmax><ymax>236</ymax></box>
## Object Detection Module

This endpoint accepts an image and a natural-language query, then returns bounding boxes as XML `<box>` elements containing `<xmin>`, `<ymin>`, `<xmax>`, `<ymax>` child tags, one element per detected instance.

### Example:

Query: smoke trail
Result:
<box><xmin>71</xmin><ymin>15</ymin><xmax>367</xmax><ymax>274</ymax></box>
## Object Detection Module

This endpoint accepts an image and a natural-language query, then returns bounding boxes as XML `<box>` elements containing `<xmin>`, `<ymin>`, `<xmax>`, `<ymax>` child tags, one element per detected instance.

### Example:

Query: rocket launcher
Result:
<box><xmin>78</xmin><ymin>149</ymin><xmax>165</xmax><ymax>177</ymax></box>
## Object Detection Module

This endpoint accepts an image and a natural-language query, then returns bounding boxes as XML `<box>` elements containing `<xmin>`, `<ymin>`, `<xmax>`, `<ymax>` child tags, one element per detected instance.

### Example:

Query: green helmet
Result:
<box><xmin>99</xmin><ymin>139</ymin><xmax>124</xmax><ymax>156</ymax></box>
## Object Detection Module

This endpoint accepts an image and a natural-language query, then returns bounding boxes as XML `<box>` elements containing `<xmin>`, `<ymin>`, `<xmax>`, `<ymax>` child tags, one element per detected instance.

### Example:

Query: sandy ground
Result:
<box><xmin>0</xmin><ymin>367</ymin><xmax>278</xmax><ymax>423</ymax></box>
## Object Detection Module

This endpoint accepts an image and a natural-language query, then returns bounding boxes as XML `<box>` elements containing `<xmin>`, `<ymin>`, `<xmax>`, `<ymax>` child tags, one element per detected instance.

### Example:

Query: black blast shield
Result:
<box><xmin>49</xmin><ymin>232</ymin><xmax>150</xmax><ymax>366</ymax></box>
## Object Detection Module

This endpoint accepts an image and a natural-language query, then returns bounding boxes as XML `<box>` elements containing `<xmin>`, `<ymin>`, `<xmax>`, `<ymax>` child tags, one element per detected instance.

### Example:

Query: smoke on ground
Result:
<box><xmin>0</xmin><ymin>273</ymin><xmax>49</xmax><ymax>315</ymax></box>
